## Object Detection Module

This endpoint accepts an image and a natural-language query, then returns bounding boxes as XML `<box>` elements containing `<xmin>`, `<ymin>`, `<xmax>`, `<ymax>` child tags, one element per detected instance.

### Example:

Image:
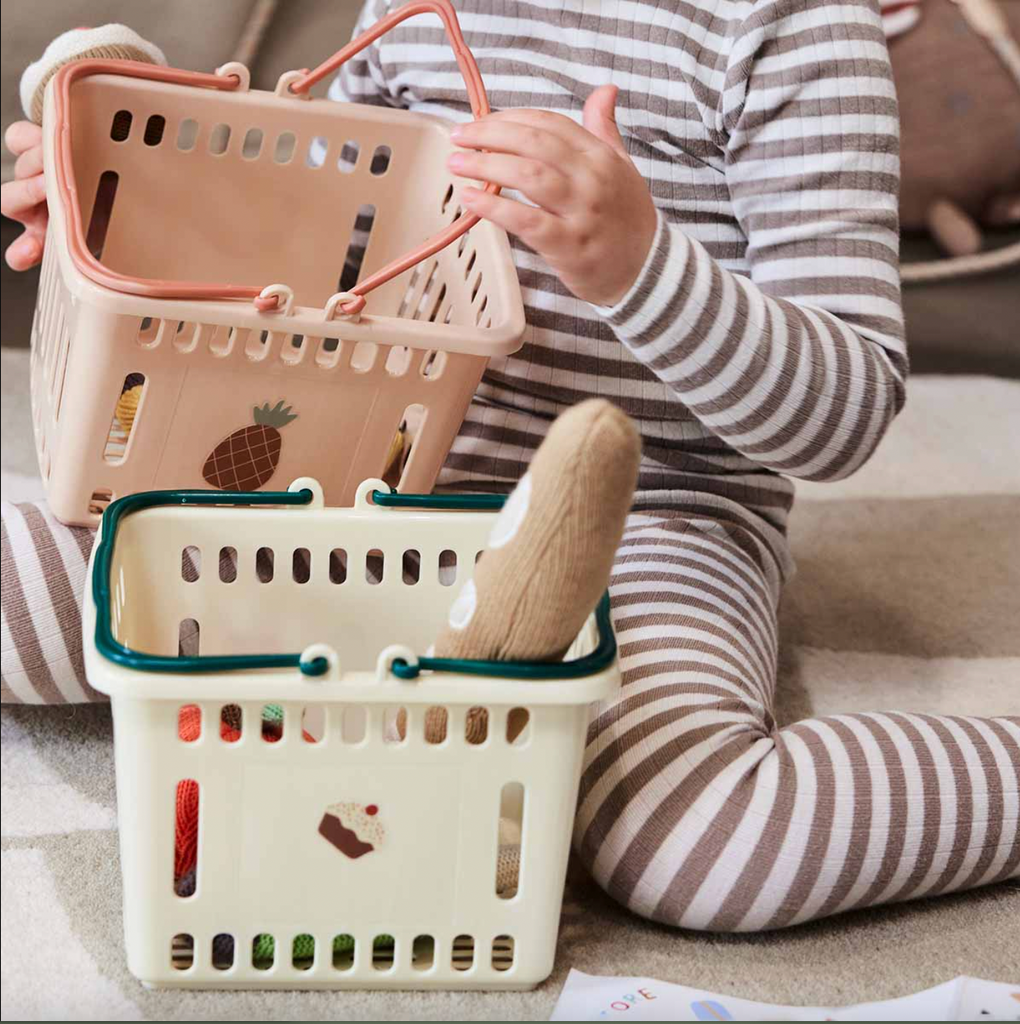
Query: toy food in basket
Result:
<box><xmin>31</xmin><ymin>0</ymin><xmax>525</xmax><ymax>526</ymax></box>
<box><xmin>83</xmin><ymin>476</ymin><xmax>621</xmax><ymax>989</ymax></box>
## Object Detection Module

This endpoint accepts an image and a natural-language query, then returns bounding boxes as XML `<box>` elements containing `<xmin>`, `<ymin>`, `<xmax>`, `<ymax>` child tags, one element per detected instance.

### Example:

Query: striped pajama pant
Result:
<box><xmin>575</xmin><ymin>512</ymin><xmax>1020</xmax><ymax>931</ymax></box>
<box><xmin>3</xmin><ymin>500</ymin><xmax>1019</xmax><ymax>928</ymax></box>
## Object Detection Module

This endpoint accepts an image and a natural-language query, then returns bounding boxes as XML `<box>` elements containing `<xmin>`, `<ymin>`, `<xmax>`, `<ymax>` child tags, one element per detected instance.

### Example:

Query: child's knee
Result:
<box><xmin>578</xmin><ymin>829</ymin><xmax>774</xmax><ymax>933</ymax></box>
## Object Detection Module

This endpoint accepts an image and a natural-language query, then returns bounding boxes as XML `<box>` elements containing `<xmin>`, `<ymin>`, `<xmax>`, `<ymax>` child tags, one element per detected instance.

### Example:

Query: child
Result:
<box><xmin>3</xmin><ymin>0</ymin><xmax>1017</xmax><ymax>932</ymax></box>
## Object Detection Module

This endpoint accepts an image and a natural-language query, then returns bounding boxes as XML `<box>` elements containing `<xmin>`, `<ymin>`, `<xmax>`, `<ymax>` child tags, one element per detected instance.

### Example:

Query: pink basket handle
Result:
<box><xmin>281</xmin><ymin>0</ymin><xmax>497</xmax><ymax>317</ymax></box>
<box><xmin>50</xmin><ymin>0</ymin><xmax>497</xmax><ymax>318</ymax></box>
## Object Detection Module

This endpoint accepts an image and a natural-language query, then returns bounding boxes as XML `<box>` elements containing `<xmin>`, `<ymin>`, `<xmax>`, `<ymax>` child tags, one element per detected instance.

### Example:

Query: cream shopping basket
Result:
<box><xmin>33</xmin><ymin>0</ymin><xmax>524</xmax><ymax>527</ymax></box>
<box><xmin>82</xmin><ymin>477</ymin><xmax>620</xmax><ymax>990</ymax></box>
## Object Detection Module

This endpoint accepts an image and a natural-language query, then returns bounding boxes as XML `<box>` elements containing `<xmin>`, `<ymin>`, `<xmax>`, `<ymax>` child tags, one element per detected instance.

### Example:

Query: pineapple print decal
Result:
<box><xmin>202</xmin><ymin>400</ymin><xmax>297</xmax><ymax>491</ymax></box>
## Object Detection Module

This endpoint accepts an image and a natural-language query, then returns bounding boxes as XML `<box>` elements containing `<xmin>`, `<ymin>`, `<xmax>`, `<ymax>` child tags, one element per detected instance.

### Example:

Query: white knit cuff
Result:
<box><xmin>587</xmin><ymin>208</ymin><xmax>671</xmax><ymax>323</ymax></box>
<box><xmin>21</xmin><ymin>24</ymin><xmax>167</xmax><ymax>123</ymax></box>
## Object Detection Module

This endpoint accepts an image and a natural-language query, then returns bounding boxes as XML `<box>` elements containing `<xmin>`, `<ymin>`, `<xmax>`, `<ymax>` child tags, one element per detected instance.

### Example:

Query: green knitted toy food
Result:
<box><xmin>248</xmin><ymin>932</ymin><xmax>394</xmax><ymax>967</ymax></box>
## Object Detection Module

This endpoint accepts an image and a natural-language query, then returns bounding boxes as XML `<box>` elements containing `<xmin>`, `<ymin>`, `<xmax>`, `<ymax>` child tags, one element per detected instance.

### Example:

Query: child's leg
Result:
<box><xmin>1</xmin><ymin>500</ymin><xmax>102</xmax><ymax>703</ymax></box>
<box><xmin>575</xmin><ymin>513</ymin><xmax>1020</xmax><ymax>931</ymax></box>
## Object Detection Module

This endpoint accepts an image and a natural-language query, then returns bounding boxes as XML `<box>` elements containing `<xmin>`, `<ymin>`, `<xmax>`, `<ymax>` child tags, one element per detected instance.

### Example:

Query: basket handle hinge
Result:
<box><xmin>256</xmin><ymin>283</ymin><xmax>295</xmax><ymax>315</ymax></box>
<box><xmin>300</xmin><ymin>643</ymin><xmax>340</xmax><ymax>679</ymax></box>
<box><xmin>215</xmin><ymin>61</ymin><xmax>251</xmax><ymax>92</ymax></box>
<box><xmin>378</xmin><ymin>645</ymin><xmax>421</xmax><ymax>682</ymax></box>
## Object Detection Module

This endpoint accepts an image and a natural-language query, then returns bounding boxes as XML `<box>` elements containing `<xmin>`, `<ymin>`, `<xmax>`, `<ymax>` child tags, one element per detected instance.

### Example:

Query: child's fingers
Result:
<box><xmin>460</xmin><ymin>186</ymin><xmax>564</xmax><ymax>253</ymax></box>
<box><xmin>1</xmin><ymin>174</ymin><xmax>47</xmax><ymax>219</ymax></box>
<box><xmin>5</xmin><ymin>226</ymin><xmax>45</xmax><ymax>271</ymax></box>
<box><xmin>14</xmin><ymin>146</ymin><xmax>44</xmax><ymax>180</ymax></box>
<box><xmin>473</xmin><ymin>108</ymin><xmax>602</xmax><ymax>152</ymax></box>
<box><xmin>448</xmin><ymin>151</ymin><xmax>573</xmax><ymax>214</ymax></box>
<box><xmin>4</xmin><ymin>121</ymin><xmax>43</xmax><ymax>158</ymax></box>
<box><xmin>451</xmin><ymin>120</ymin><xmax>579</xmax><ymax>166</ymax></box>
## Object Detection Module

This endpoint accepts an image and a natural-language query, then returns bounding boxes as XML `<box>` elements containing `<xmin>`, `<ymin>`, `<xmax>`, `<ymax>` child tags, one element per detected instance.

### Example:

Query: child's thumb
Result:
<box><xmin>582</xmin><ymin>84</ymin><xmax>628</xmax><ymax>158</ymax></box>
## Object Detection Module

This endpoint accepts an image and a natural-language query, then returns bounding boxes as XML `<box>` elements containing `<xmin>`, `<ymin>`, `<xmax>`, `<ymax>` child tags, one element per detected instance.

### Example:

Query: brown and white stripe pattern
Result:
<box><xmin>575</xmin><ymin>512</ymin><xmax>1020</xmax><ymax>930</ymax></box>
<box><xmin>1</xmin><ymin>501</ymin><xmax>101</xmax><ymax>703</ymax></box>
<box><xmin>329</xmin><ymin>0</ymin><xmax>1012</xmax><ymax>926</ymax></box>
<box><xmin>3</xmin><ymin>0</ymin><xmax>1015</xmax><ymax>935</ymax></box>
<box><xmin>334</xmin><ymin>0</ymin><xmax>907</xmax><ymax>579</ymax></box>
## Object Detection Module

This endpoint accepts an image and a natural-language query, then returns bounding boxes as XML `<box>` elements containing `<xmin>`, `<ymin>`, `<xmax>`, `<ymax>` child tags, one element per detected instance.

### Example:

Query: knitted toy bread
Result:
<box><xmin>434</xmin><ymin>398</ymin><xmax>640</xmax><ymax>663</ymax></box>
<box><xmin>20</xmin><ymin>25</ymin><xmax>167</xmax><ymax>125</ymax></box>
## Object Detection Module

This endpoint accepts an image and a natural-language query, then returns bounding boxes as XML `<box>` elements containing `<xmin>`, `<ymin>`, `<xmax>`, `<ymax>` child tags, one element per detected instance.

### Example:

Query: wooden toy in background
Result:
<box><xmin>891</xmin><ymin>0</ymin><xmax>1020</xmax><ymax>282</ymax></box>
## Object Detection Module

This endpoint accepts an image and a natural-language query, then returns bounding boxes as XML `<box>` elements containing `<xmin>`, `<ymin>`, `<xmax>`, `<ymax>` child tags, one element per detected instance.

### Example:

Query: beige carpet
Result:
<box><xmin>1</xmin><ymin>352</ymin><xmax>1018</xmax><ymax>1019</ymax></box>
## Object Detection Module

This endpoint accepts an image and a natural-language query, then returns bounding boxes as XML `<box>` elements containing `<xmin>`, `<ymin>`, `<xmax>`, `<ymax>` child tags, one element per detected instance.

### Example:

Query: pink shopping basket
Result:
<box><xmin>32</xmin><ymin>0</ymin><xmax>525</xmax><ymax>526</ymax></box>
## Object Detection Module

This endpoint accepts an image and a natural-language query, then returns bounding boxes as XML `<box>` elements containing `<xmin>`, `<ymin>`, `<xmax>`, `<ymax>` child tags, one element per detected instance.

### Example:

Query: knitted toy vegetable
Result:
<box><xmin>202</xmin><ymin>401</ymin><xmax>297</xmax><ymax>490</ymax></box>
<box><xmin>891</xmin><ymin>0</ymin><xmax>1020</xmax><ymax>282</ymax></box>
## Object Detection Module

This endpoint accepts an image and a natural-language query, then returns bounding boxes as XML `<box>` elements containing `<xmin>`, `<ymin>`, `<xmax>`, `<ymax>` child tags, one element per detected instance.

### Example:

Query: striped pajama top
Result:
<box><xmin>332</xmin><ymin>0</ymin><xmax>908</xmax><ymax>578</ymax></box>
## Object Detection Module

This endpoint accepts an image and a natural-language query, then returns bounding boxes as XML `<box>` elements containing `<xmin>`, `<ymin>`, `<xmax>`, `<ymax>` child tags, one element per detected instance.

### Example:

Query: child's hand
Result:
<box><xmin>448</xmin><ymin>84</ymin><xmax>657</xmax><ymax>308</ymax></box>
<box><xmin>2</xmin><ymin>121</ymin><xmax>48</xmax><ymax>270</ymax></box>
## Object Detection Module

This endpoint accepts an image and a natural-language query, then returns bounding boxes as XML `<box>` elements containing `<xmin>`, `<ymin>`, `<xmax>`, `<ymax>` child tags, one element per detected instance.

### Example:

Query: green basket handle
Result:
<box><xmin>92</xmin><ymin>484</ymin><xmax>616</xmax><ymax>681</ymax></box>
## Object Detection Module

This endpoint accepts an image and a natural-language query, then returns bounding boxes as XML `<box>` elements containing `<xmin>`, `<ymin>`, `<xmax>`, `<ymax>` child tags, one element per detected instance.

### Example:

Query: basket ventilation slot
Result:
<box><xmin>382</xmin><ymin>708</ymin><xmax>407</xmax><ymax>745</ymax></box>
<box><xmin>173</xmin><ymin>779</ymin><xmax>199</xmax><ymax>897</ymax></box>
<box><xmin>209</xmin><ymin>124</ymin><xmax>231</xmax><ymax>155</ymax></box>
<box><xmin>212</xmin><ymin>934</ymin><xmax>234</xmax><ymax>970</ymax></box>
<box><xmin>87</xmin><ymin>490</ymin><xmax>113</xmax><ymax>517</ymax></box>
<box><xmin>412</xmin><ymin>934</ymin><xmax>435</xmax><ymax>970</ymax></box>
<box><xmin>370</xmin><ymin>144</ymin><xmax>392</xmax><ymax>175</ymax></box>
<box><xmin>492</xmin><ymin>935</ymin><xmax>515</xmax><ymax>971</ymax></box>
<box><xmin>293</xmin><ymin>934</ymin><xmax>315</xmax><ymax>970</ymax></box>
<box><xmin>333</xmin><ymin>935</ymin><xmax>356</xmax><ymax>971</ymax></box>
<box><xmin>302</xmin><ymin>706</ymin><xmax>325</xmax><ymax>743</ymax></box>
<box><xmin>274</xmin><ymin>131</ymin><xmax>296</xmax><ymax>163</ymax></box>
<box><xmin>425</xmin><ymin>706</ymin><xmax>448</xmax><ymax>744</ymax></box>
<box><xmin>181</xmin><ymin>546</ymin><xmax>201</xmax><ymax>581</ymax></box>
<box><xmin>262</xmin><ymin>704</ymin><xmax>284</xmax><ymax>743</ymax></box>
<box><xmin>372</xmin><ymin>937</ymin><xmax>395</xmax><ymax>971</ymax></box>
<box><xmin>466</xmin><ymin>706</ymin><xmax>488</xmax><ymax>745</ymax></box>
<box><xmin>307</xmin><ymin>136</ymin><xmax>328</xmax><ymax>168</ymax></box>
<box><xmin>85</xmin><ymin>171</ymin><xmax>118</xmax><ymax>259</ymax></box>
<box><xmin>178</xmin><ymin>619</ymin><xmax>199</xmax><ymax>657</ymax></box>
<box><xmin>365</xmin><ymin>549</ymin><xmax>384</xmax><ymax>585</ymax></box>
<box><xmin>498</xmin><ymin>782</ymin><xmax>524</xmax><ymax>899</ymax></box>
<box><xmin>242</xmin><ymin>128</ymin><xmax>263</xmax><ymax>159</ymax></box>
<box><xmin>338</xmin><ymin>140</ymin><xmax>360</xmax><ymax>173</ymax></box>
<box><xmin>451</xmin><ymin>934</ymin><xmax>475</xmax><ymax>971</ymax></box>
<box><xmin>402</xmin><ymin>548</ymin><xmax>421</xmax><ymax>584</ymax></box>
<box><xmin>221</xmin><ymin>705</ymin><xmax>242</xmax><ymax>742</ymax></box>
<box><xmin>438</xmin><ymin>549</ymin><xmax>458</xmax><ymax>586</ymax></box>
<box><xmin>219</xmin><ymin>547</ymin><xmax>237</xmax><ymax>583</ymax></box>
<box><xmin>178</xmin><ymin>705</ymin><xmax>201</xmax><ymax>741</ymax></box>
<box><xmin>171</xmin><ymin>933</ymin><xmax>194</xmax><ymax>970</ymax></box>
<box><xmin>177</xmin><ymin>118</ymin><xmax>198</xmax><ymax>151</ymax></box>
<box><xmin>256</xmin><ymin>547</ymin><xmax>274</xmax><ymax>582</ymax></box>
<box><xmin>508</xmin><ymin>707</ymin><xmax>531</xmax><ymax>745</ymax></box>
<box><xmin>252</xmin><ymin>933</ymin><xmax>274</xmax><ymax>970</ymax></box>
<box><xmin>292</xmin><ymin>548</ymin><xmax>311</xmax><ymax>583</ymax></box>
<box><xmin>110</xmin><ymin>109</ymin><xmax>132</xmax><ymax>142</ymax></box>
<box><xmin>329</xmin><ymin>548</ymin><xmax>348</xmax><ymax>584</ymax></box>
<box><xmin>338</xmin><ymin>203</ymin><xmax>376</xmax><ymax>292</ymax></box>
<box><xmin>143</xmin><ymin>114</ymin><xmax>165</xmax><ymax>146</ymax></box>
<box><xmin>102</xmin><ymin>371</ymin><xmax>144</xmax><ymax>463</ymax></box>
<box><xmin>342</xmin><ymin>707</ymin><xmax>367</xmax><ymax>744</ymax></box>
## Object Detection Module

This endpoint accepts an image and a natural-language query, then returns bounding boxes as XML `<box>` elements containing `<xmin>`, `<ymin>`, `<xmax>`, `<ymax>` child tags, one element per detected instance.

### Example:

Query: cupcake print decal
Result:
<box><xmin>318</xmin><ymin>801</ymin><xmax>384</xmax><ymax>859</ymax></box>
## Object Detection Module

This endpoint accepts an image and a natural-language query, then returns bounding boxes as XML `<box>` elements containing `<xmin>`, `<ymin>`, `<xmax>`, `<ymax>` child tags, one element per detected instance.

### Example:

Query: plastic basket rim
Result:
<box><xmin>92</xmin><ymin>485</ymin><xmax>617</xmax><ymax>682</ymax></box>
<box><xmin>44</xmin><ymin>63</ymin><xmax>527</xmax><ymax>353</ymax></box>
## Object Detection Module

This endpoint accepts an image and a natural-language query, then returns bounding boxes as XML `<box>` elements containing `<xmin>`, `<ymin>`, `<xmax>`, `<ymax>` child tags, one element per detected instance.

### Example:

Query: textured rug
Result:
<box><xmin>2</xmin><ymin>353</ymin><xmax>1018</xmax><ymax>1019</ymax></box>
